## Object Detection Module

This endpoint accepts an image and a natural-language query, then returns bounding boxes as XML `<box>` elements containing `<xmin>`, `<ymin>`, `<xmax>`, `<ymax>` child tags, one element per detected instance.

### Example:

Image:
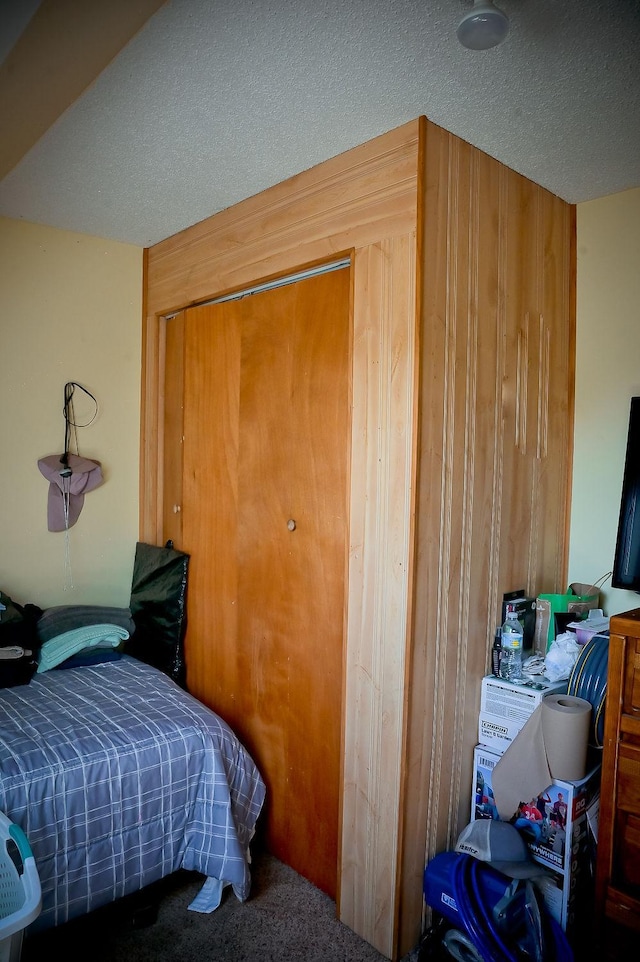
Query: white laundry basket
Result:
<box><xmin>0</xmin><ymin>813</ymin><xmax>41</xmax><ymax>962</ymax></box>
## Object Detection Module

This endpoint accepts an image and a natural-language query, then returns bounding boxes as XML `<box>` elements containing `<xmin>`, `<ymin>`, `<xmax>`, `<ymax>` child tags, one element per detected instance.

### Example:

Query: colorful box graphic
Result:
<box><xmin>471</xmin><ymin>744</ymin><xmax>600</xmax><ymax>941</ymax></box>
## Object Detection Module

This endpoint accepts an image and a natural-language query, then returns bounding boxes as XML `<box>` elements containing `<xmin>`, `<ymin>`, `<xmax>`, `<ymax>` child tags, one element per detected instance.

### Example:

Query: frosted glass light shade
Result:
<box><xmin>457</xmin><ymin>1</ymin><xmax>510</xmax><ymax>50</ymax></box>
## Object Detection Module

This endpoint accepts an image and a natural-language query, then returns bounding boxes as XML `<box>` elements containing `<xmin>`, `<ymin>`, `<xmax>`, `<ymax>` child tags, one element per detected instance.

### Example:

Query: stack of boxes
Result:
<box><xmin>472</xmin><ymin>673</ymin><xmax>601</xmax><ymax>943</ymax></box>
<box><xmin>477</xmin><ymin>674</ymin><xmax>566</xmax><ymax>753</ymax></box>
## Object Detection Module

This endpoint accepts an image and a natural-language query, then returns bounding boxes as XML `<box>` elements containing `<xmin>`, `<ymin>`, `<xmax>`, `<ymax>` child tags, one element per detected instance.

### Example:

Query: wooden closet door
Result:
<box><xmin>175</xmin><ymin>266</ymin><xmax>350</xmax><ymax>899</ymax></box>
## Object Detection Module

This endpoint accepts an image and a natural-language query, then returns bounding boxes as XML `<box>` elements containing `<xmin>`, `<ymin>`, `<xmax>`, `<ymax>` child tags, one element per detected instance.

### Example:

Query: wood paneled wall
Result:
<box><xmin>399</xmin><ymin>123</ymin><xmax>575</xmax><ymax>946</ymax></box>
<box><xmin>140</xmin><ymin>117</ymin><xmax>575</xmax><ymax>959</ymax></box>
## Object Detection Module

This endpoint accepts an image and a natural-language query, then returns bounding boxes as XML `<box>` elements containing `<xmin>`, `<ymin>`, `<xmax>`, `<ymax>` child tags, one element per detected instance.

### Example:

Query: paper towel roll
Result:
<box><xmin>541</xmin><ymin>694</ymin><xmax>592</xmax><ymax>782</ymax></box>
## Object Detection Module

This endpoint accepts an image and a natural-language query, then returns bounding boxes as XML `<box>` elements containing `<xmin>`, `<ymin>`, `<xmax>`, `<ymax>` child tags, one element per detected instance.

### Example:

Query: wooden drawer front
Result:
<box><xmin>614</xmin><ymin>813</ymin><xmax>640</xmax><ymax>888</ymax></box>
<box><xmin>605</xmin><ymin>885</ymin><xmax>640</xmax><ymax>931</ymax></box>
<box><xmin>623</xmin><ymin>642</ymin><xmax>640</xmax><ymax>714</ymax></box>
<box><xmin>618</xmin><ymin>743</ymin><xmax>640</xmax><ymax>813</ymax></box>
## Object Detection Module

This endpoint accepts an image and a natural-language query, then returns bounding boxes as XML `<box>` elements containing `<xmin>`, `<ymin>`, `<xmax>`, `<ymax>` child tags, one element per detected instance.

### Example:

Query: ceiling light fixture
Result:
<box><xmin>457</xmin><ymin>0</ymin><xmax>510</xmax><ymax>50</ymax></box>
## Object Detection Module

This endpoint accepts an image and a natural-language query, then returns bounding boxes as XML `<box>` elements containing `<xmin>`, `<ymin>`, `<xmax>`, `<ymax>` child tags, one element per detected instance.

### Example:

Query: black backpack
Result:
<box><xmin>0</xmin><ymin>590</ymin><xmax>42</xmax><ymax>688</ymax></box>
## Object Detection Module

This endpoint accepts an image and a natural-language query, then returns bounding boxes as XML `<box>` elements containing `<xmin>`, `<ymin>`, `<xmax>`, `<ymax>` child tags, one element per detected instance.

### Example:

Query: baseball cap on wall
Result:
<box><xmin>455</xmin><ymin>820</ymin><xmax>549</xmax><ymax>879</ymax></box>
<box><xmin>38</xmin><ymin>454</ymin><xmax>103</xmax><ymax>532</ymax></box>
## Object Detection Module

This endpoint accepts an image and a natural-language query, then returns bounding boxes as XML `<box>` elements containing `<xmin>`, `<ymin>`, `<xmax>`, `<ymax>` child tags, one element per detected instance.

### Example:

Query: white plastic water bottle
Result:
<box><xmin>499</xmin><ymin>602</ymin><xmax>523</xmax><ymax>681</ymax></box>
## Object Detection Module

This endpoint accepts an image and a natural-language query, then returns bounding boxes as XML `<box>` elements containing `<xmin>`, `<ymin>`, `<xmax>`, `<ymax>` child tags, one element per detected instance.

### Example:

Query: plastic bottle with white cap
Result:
<box><xmin>499</xmin><ymin>603</ymin><xmax>523</xmax><ymax>681</ymax></box>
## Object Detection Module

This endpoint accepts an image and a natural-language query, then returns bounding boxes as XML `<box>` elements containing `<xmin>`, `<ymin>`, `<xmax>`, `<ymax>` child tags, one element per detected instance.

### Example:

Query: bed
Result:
<box><xmin>0</xmin><ymin>543</ymin><xmax>266</xmax><ymax>933</ymax></box>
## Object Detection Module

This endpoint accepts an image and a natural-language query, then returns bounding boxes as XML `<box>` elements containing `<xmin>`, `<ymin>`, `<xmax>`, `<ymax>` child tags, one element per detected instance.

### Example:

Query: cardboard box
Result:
<box><xmin>478</xmin><ymin>675</ymin><xmax>567</xmax><ymax>753</ymax></box>
<box><xmin>478</xmin><ymin>712</ymin><xmax>526</xmax><ymax>751</ymax></box>
<box><xmin>473</xmin><ymin>745</ymin><xmax>502</xmax><ymax>820</ymax></box>
<box><xmin>531</xmin><ymin>791</ymin><xmax>599</xmax><ymax>950</ymax></box>
<box><xmin>471</xmin><ymin>745</ymin><xmax>600</xmax><ymax>940</ymax></box>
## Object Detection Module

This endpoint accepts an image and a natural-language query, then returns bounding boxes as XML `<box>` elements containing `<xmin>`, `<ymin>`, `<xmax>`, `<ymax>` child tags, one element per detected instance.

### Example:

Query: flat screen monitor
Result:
<box><xmin>612</xmin><ymin>396</ymin><xmax>640</xmax><ymax>592</ymax></box>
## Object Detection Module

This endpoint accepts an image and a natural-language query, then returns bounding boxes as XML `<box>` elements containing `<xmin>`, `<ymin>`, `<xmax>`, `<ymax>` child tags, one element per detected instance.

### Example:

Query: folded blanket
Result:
<box><xmin>37</xmin><ymin>605</ymin><xmax>135</xmax><ymax>642</ymax></box>
<box><xmin>37</xmin><ymin>624</ymin><xmax>130</xmax><ymax>673</ymax></box>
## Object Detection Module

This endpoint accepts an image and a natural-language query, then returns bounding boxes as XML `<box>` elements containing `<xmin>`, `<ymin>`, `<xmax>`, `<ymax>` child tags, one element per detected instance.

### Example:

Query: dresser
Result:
<box><xmin>595</xmin><ymin>607</ymin><xmax>640</xmax><ymax>934</ymax></box>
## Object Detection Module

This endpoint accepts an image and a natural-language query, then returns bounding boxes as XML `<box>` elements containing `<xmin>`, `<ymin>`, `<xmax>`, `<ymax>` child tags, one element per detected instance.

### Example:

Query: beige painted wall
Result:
<box><xmin>0</xmin><ymin>217</ymin><xmax>142</xmax><ymax>609</ymax></box>
<box><xmin>1</xmin><ymin>188</ymin><xmax>638</xmax><ymax>619</ymax></box>
<box><xmin>568</xmin><ymin>188</ymin><xmax>640</xmax><ymax>616</ymax></box>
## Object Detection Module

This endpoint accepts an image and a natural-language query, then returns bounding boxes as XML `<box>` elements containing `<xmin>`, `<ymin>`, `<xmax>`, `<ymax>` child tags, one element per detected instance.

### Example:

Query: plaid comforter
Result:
<box><xmin>0</xmin><ymin>656</ymin><xmax>266</xmax><ymax>931</ymax></box>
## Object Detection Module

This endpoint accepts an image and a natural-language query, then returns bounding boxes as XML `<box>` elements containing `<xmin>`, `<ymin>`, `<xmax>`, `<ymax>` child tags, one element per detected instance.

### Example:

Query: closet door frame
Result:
<box><xmin>141</xmin><ymin>119</ymin><xmax>421</xmax><ymax>959</ymax></box>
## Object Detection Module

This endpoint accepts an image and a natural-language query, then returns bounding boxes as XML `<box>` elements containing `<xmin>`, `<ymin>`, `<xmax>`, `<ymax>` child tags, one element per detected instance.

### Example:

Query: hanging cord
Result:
<box><xmin>58</xmin><ymin>382</ymin><xmax>99</xmax><ymax>590</ymax></box>
<box><xmin>60</xmin><ymin>381</ymin><xmax>98</xmax><ymax>472</ymax></box>
<box><xmin>62</xmin><ymin>497</ymin><xmax>74</xmax><ymax>590</ymax></box>
<box><xmin>591</xmin><ymin>571</ymin><xmax>612</xmax><ymax>591</ymax></box>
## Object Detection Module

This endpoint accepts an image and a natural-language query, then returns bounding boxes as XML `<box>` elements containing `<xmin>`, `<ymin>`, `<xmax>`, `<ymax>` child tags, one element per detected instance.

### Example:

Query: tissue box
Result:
<box><xmin>470</xmin><ymin>745</ymin><xmax>601</xmax><ymax>939</ymax></box>
<box><xmin>478</xmin><ymin>675</ymin><xmax>567</xmax><ymax>753</ymax></box>
<box><xmin>566</xmin><ymin>611</ymin><xmax>609</xmax><ymax>645</ymax></box>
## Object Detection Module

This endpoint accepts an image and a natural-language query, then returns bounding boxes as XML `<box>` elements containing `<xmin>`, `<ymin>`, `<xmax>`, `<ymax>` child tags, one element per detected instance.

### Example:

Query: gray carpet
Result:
<box><xmin>22</xmin><ymin>850</ymin><xmax>420</xmax><ymax>962</ymax></box>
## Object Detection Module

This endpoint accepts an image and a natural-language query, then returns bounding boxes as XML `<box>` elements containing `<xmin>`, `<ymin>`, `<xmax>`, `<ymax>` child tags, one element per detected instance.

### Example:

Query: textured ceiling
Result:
<box><xmin>1</xmin><ymin>0</ymin><xmax>639</xmax><ymax>248</ymax></box>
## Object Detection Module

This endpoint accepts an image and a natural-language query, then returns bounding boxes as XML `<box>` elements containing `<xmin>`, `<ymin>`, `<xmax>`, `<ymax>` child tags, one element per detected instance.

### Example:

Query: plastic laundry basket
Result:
<box><xmin>0</xmin><ymin>813</ymin><xmax>41</xmax><ymax>962</ymax></box>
